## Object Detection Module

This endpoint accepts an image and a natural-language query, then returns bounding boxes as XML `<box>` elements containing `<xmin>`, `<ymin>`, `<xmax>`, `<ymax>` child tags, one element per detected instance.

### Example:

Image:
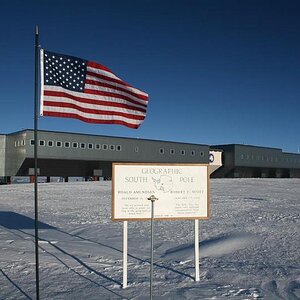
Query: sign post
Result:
<box><xmin>123</xmin><ymin>221</ymin><xmax>128</xmax><ymax>288</ymax></box>
<box><xmin>147</xmin><ymin>195</ymin><xmax>158</xmax><ymax>299</ymax></box>
<box><xmin>194</xmin><ymin>219</ymin><xmax>200</xmax><ymax>281</ymax></box>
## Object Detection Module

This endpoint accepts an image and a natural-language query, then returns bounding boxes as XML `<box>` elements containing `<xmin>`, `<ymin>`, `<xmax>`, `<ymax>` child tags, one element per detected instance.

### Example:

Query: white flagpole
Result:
<box><xmin>194</xmin><ymin>219</ymin><xmax>200</xmax><ymax>281</ymax></box>
<box><xmin>123</xmin><ymin>221</ymin><xmax>128</xmax><ymax>288</ymax></box>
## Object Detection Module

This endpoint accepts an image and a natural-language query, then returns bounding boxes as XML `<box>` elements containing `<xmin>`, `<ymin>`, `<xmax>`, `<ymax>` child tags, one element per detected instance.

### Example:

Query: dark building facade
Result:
<box><xmin>211</xmin><ymin>144</ymin><xmax>300</xmax><ymax>178</ymax></box>
<box><xmin>0</xmin><ymin>129</ymin><xmax>210</xmax><ymax>183</ymax></box>
<box><xmin>1</xmin><ymin>130</ymin><xmax>300</xmax><ymax>183</ymax></box>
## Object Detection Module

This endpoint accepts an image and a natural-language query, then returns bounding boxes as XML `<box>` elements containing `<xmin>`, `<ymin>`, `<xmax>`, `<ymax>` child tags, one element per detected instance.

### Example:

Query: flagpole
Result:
<box><xmin>34</xmin><ymin>25</ymin><xmax>40</xmax><ymax>300</ymax></box>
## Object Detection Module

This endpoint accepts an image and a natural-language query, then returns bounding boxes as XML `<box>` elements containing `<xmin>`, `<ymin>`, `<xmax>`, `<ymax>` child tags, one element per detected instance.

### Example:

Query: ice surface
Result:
<box><xmin>0</xmin><ymin>179</ymin><xmax>299</xmax><ymax>299</ymax></box>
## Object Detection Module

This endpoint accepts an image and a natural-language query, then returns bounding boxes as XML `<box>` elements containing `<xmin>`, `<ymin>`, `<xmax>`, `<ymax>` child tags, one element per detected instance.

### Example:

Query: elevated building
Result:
<box><xmin>0</xmin><ymin>129</ymin><xmax>211</xmax><ymax>183</ymax></box>
<box><xmin>211</xmin><ymin>144</ymin><xmax>300</xmax><ymax>178</ymax></box>
<box><xmin>1</xmin><ymin>130</ymin><xmax>299</xmax><ymax>183</ymax></box>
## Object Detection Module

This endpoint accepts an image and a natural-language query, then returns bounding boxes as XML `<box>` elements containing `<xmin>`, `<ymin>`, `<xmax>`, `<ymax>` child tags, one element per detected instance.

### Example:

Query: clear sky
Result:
<box><xmin>1</xmin><ymin>0</ymin><xmax>300</xmax><ymax>153</ymax></box>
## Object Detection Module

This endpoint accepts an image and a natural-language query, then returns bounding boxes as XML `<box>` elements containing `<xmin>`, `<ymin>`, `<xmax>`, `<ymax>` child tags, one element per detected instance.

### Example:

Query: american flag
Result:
<box><xmin>40</xmin><ymin>49</ymin><xmax>149</xmax><ymax>129</ymax></box>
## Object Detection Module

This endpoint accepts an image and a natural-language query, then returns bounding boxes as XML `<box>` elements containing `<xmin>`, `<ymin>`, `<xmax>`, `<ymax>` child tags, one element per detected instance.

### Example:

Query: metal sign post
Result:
<box><xmin>147</xmin><ymin>195</ymin><xmax>158</xmax><ymax>300</ymax></box>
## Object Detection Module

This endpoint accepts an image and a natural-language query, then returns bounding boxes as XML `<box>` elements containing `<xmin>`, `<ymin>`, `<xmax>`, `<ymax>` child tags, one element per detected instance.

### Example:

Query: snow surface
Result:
<box><xmin>0</xmin><ymin>179</ymin><xmax>299</xmax><ymax>299</ymax></box>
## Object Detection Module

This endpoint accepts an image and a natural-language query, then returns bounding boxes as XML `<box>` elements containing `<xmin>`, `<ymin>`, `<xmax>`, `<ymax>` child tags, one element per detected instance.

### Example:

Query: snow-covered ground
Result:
<box><xmin>0</xmin><ymin>179</ymin><xmax>299</xmax><ymax>299</ymax></box>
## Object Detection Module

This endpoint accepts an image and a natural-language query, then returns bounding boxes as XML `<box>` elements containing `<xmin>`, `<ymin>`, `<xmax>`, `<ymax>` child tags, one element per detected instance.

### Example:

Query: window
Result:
<box><xmin>56</xmin><ymin>141</ymin><xmax>62</xmax><ymax>147</ymax></box>
<box><xmin>95</xmin><ymin>144</ymin><xmax>101</xmax><ymax>150</ymax></box>
<box><xmin>241</xmin><ymin>154</ymin><xmax>244</xmax><ymax>160</ymax></box>
<box><xmin>64</xmin><ymin>142</ymin><xmax>70</xmax><ymax>148</ymax></box>
<box><xmin>191</xmin><ymin>150</ymin><xmax>195</xmax><ymax>156</ymax></box>
<box><xmin>110</xmin><ymin>145</ymin><xmax>115</xmax><ymax>151</ymax></box>
<box><xmin>170</xmin><ymin>149</ymin><xmax>175</xmax><ymax>155</ymax></box>
<box><xmin>200</xmin><ymin>151</ymin><xmax>204</xmax><ymax>157</ymax></box>
<box><xmin>14</xmin><ymin>141</ymin><xmax>18</xmax><ymax>147</ymax></box>
<box><xmin>72</xmin><ymin>142</ymin><xmax>78</xmax><ymax>148</ymax></box>
<box><xmin>80</xmin><ymin>143</ymin><xmax>86</xmax><ymax>149</ymax></box>
<box><xmin>30</xmin><ymin>139</ymin><xmax>35</xmax><ymax>146</ymax></box>
<box><xmin>88</xmin><ymin>143</ymin><xmax>93</xmax><ymax>149</ymax></box>
<box><xmin>135</xmin><ymin>146</ymin><xmax>139</xmax><ymax>153</ymax></box>
<box><xmin>102</xmin><ymin>144</ymin><xmax>108</xmax><ymax>150</ymax></box>
<box><xmin>22</xmin><ymin>140</ymin><xmax>26</xmax><ymax>146</ymax></box>
<box><xmin>181</xmin><ymin>150</ymin><xmax>186</xmax><ymax>156</ymax></box>
<box><xmin>48</xmin><ymin>141</ymin><xmax>54</xmax><ymax>147</ymax></box>
<box><xmin>39</xmin><ymin>140</ymin><xmax>45</xmax><ymax>146</ymax></box>
<box><xmin>159</xmin><ymin>148</ymin><xmax>164</xmax><ymax>154</ymax></box>
<box><xmin>116</xmin><ymin>145</ymin><xmax>122</xmax><ymax>151</ymax></box>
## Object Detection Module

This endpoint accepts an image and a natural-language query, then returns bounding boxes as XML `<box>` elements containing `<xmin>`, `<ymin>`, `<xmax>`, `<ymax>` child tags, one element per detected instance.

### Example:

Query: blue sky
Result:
<box><xmin>1</xmin><ymin>0</ymin><xmax>300</xmax><ymax>153</ymax></box>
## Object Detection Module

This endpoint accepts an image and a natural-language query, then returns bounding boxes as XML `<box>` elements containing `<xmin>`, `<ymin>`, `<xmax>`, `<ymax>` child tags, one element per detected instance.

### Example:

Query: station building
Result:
<box><xmin>0</xmin><ymin>129</ymin><xmax>212</xmax><ymax>183</ymax></box>
<box><xmin>1</xmin><ymin>129</ymin><xmax>300</xmax><ymax>183</ymax></box>
<box><xmin>211</xmin><ymin>144</ymin><xmax>300</xmax><ymax>178</ymax></box>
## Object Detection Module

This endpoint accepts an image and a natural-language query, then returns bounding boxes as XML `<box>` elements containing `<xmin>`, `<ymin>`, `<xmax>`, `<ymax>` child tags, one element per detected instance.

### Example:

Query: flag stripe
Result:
<box><xmin>43</xmin><ymin>111</ymin><xmax>141</xmax><ymax>129</ymax></box>
<box><xmin>43</xmin><ymin>85</ymin><xmax>147</xmax><ymax>110</ymax></box>
<box><xmin>43</xmin><ymin>107</ymin><xmax>143</xmax><ymax>126</ymax></box>
<box><xmin>43</xmin><ymin>88</ymin><xmax>147</xmax><ymax>113</ymax></box>
<box><xmin>87</xmin><ymin>62</ymin><xmax>148</xmax><ymax>97</ymax></box>
<box><xmin>86</xmin><ymin>68</ymin><xmax>148</xmax><ymax>99</ymax></box>
<box><xmin>87</xmin><ymin>61</ymin><xmax>115</xmax><ymax>74</ymax></box>
<box><xmin>86</xmin><ymin>72</ymin><xmax>148</xmax><ymax>101</ymax></box>
<box><xmin>43</xmin><ymin>101</ymin><xmax>146</xmax><ymax>120</ymax></box>
<box><xmin>85</xmin><ymin>77</ymin><xmax>148</xmax><ymax>102</ymax></box>
<box><xmin>84</xmin><ymin>87</ymin><xmax>148</xmax><ymax>108</ymax></box>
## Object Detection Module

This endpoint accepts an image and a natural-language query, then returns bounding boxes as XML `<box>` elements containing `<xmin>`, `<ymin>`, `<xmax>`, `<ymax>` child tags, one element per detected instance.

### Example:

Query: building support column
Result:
<box><xmin>276</xmin><ymin>169</ymin><xmax>283</xmax><ymax>178</ymax></box>
<box><xmin>261</xmin><ymin>169</ymin><xmax>269</xmax><ymax>178</ymax></box>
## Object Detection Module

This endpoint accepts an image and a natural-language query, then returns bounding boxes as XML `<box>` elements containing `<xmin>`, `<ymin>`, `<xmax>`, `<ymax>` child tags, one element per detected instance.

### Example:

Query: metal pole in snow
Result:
<box><xmin>34</xmin><ymin>25</ymin><xmax>40</xmax><ymax>300</ymax></box>
<box><xmin>148</xmin><ymin>195</ymin><xmax>158</xmax><ymax>300</ymax></box>
<box><xmin>123</xmin><ymin>221</ymin><xmax>128</xmax><ymax>288</ymax></box>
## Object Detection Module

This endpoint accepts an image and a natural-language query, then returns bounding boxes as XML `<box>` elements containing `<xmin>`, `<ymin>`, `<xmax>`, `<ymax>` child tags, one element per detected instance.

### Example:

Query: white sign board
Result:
<box><xmin>112</xmin><ymin>163</ymin><xmax>209</xmax><ymax>221</ymax></box>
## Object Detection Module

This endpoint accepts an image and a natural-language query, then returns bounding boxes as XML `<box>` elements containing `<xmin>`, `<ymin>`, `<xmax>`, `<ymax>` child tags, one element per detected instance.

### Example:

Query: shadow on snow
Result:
<box><xmin>0</xmin><ymin>211</ymin><xmax>56</xmax><ymax>230</ymax></box>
